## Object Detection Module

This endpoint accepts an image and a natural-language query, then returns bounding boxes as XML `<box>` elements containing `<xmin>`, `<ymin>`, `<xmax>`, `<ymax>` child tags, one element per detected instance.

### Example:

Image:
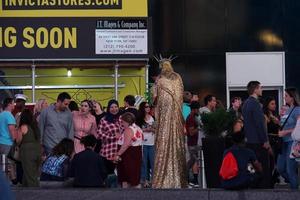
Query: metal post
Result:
<box><xmin>114</xmin><ymin>63</ymin><xmax>119</xmax><ymax>100</ymax></box>
<box><xmin>145</xmin><ymin>64</ymin><xmax>149</xmax><ymax>94</ymax></box>
<box><xmin>201</xmin><ymin>149</ymin><xmax>207</xmax><ymax>188</ymax></box>
<box><xmin>31</xmin><ymin>64</ymin><xmax>36</xmax><ymax>103</ymax></box>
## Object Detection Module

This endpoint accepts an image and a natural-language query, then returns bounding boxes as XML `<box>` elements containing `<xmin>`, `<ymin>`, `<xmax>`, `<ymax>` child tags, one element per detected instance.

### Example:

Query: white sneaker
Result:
<box><xmin>188</xmin><ymin>182</ymin><xmax>195</xmax><ymax>187</ymax></box>
<box><xmin>277</xmin><ymin>176</ymin><xmax>288</xmax><ymax>185</ymax></box>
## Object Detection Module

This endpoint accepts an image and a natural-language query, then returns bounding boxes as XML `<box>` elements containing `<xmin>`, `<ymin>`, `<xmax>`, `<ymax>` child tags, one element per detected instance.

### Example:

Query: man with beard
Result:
<box><xmin>39</xmin><ymin>92</ymin><xmax>74</xmax><ymax>155</ymax></box>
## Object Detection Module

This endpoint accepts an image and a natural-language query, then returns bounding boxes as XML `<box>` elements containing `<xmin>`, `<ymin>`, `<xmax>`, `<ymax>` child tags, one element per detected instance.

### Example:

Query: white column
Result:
<box><xmin>145</xmin><ymin>64</ymin><xmax>149</xmax><ymax>94</ymax></box>
<box><xmin>114</xmin><ymin>63</ymin><xmax>119</xmax><ymax>100</ymax></box>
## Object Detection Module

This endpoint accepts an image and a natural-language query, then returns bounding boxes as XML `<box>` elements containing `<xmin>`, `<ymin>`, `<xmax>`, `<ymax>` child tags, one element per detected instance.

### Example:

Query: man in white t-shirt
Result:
<box><xmin>198</xmin><ymin>95</ymin><xmax>217</xmax><ymax>145</ymax></box>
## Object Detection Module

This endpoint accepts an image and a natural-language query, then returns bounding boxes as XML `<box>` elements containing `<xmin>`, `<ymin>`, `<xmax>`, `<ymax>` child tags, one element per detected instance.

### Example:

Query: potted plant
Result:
<box><xmin>201</xmin><ymin>108</ymin><xmax>235</xmax><ymax>188</ymax></box>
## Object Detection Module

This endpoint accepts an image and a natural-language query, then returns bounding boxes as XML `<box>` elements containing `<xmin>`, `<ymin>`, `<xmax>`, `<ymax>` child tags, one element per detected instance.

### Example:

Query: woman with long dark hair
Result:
<box><xmin>263</xmin><ymin>96</ymin><xmax>281</xmax><ymax>186</ymax></box>
<box><xmin>17</xmin><ymin>109</ymin><xmax>41</xmax><ymax>187</ymax></box>
<box><xmin>92</xmin><ymin>100</ymin><xmax>106</xmax><ymax>126</ymax></box>
<box><xmin>40</xmin><ymin>138</ymin><xmax>74</xmax><ymax>181</ymax></box>
<box><xmin>136</xmin><ymin>102</ymin><xmax>155</xmax><ymax>187</ymax></box>
<box><xmin>263</xmin><ymin>97</ymin><xmax>281</xmax><ymax>155</ymax></box>
<box><xmin>277</xmin><ymin>88</ymin><xmax>300</xmax><ymax>189</ymax></box>
<box><xmin>92</xmin><ymin>100</ymin><xmax>106</xmax><ymax>153</ymax></box>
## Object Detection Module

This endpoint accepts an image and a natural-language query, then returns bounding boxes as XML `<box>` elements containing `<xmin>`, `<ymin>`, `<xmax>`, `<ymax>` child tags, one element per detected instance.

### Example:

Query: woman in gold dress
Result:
<box><xmin>152</xmin><ymin>58</ymin><xmax>187</xmax><ymax>188</ymax></box>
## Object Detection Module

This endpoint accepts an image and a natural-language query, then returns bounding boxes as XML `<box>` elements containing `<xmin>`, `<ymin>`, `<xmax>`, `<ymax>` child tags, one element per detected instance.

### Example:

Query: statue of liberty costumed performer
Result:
<box><xmin>152</xmin><ymin>56</ymin><xmax>187</xmax><ymax>188</ymax></box>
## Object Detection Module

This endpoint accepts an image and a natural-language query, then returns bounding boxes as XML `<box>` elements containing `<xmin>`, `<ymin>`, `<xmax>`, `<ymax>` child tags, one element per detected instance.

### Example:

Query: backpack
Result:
<box><xmin>219</xmin><ymin>151</ymin><xmax>239</xmax><ymax>180</ymax></box>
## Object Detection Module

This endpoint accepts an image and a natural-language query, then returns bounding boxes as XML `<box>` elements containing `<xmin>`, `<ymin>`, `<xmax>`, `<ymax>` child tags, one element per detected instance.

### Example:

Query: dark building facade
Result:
<box><xmin>149</xmin><ymin>0</ymin><xmax>300</xmax><ymax>104</ymax></box>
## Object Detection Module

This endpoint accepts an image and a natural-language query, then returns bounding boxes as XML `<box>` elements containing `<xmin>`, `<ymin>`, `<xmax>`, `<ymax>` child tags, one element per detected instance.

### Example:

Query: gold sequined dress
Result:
<box><xmin>152</xmin><ymin>71</ymin><xmax>187</xmax><ymax>189</ymax></box>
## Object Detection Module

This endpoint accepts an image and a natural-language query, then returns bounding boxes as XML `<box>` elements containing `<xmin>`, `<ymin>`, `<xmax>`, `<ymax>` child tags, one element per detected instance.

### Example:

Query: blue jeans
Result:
<box><xmin>105</xmin><ymin>174</ymin><xmax>118</xmax><ymax>188</ymax></box>
<box><xmin>0</xmin><ymin>170</ymin><xmax>14</xmax><ymax>200</ymax></box>
<box><xmin>277</xmin><ymin>141</ymin><xmax>299</xmax><ymax>189</ymax></box>
<box><xmin>141</xmin><ymin>145</ymin><xmax>155</xmax><ymax>182</ymax></box>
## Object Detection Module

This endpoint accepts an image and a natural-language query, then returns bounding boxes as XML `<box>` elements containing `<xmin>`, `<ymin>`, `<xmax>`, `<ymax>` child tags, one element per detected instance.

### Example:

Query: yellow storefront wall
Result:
<box><xmin>0</xmin><ymin>0</ymin><xmax>148</xmax><ymax>17</ymax></box>
<box><xmin>1</xmin><ymin>67</ymin><xmax>146</xmax><ymax>107</ymax></box>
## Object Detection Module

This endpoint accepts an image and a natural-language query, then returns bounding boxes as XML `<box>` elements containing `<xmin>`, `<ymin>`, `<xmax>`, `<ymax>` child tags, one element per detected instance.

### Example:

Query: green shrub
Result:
<box><xmin>201</xmin><ymin>108</ymin><xmax>235</xmax><ymax>137</ymax></box>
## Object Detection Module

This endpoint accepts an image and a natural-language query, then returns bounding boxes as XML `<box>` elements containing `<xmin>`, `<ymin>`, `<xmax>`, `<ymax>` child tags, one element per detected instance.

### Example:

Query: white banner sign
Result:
<box><xmin>95</xmin><ymin>29</ymin><xmax>148</xmax><ymax>54</ymax></box>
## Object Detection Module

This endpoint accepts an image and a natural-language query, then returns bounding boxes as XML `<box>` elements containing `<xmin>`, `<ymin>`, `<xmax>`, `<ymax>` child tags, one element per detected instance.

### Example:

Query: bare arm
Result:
<box><xmin>116</xmin><ymin>128</ymin><xmax>133</xmax><ymax>157</ymax></box>
<box><xmin>188</xmin><ymin>126</ymin><xmax>199</xmax><ymax>136</ymax></box>
<box><xmin>8</xmin><ymin>125</ymin><xmax>17</xmax><ymax>141</ymax></box>
<box><xmin>16</xmin><ymin>125</ymin><xmax>28</xmax><ymax>144</ymax></box>
<box><xmin>278</xmin><ymin>128</ymin><xmax>294</xmax><ymax>137</ymax></box>
<box><xmin>279</xmin><ymin>113</ymin><xmax>300</xmax><ymax>137</ymax></box>
<box><xmin>252</xmin><ymin>160</ymin><xmax>263</xmax><ymax>172</ymax></box>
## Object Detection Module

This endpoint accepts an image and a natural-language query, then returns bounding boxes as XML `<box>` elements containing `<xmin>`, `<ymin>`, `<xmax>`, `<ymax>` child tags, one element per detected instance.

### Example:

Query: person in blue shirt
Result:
<box><xmin>0</xmin><ymin>98</ymin><xmax>16</xmax><ymax>152</ymax></box>
<box><xmin>277</xmin><ymin>87</ymin><xmax>300</xmax><ymax>189</ymax></box>
<box><xmin>221</xmin><ymin>131</ymin><xmax>262</xmax><ymax>190</ymax></box>
<box><xmin>0</xmin><ymin>98</ymin><xmax>17</xmax><ymax>183</ymax></box>
<box><xmin>242</xmin><ymin>81</ymin><xmax>272</xmax><ymax>188</ymax></box>
<box><xmin>182</xmin><ymin>91</ymin><xmax>192</xmax><ymax>121</ymax></box>
<box><xmin>39</xmin><ymin>92</ymin><xmax>74</xmax><ymax>156</ymax></box>
<box><xmin>40</xmin><ymin>138</ymin><xmax>74</xmax><ymax>181</ymax></box>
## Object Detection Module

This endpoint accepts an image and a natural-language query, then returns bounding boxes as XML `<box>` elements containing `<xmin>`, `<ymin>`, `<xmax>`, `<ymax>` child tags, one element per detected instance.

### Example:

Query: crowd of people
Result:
<box><xmin>219</xmin><ymin>82</ymin><xmax>300</xmax><ymax>190</ymax></box>
<box><xmin>0</xmin><ymin>80</ymin><xmax>300</xmax><ymax>190</ymax></box>
<box><xmin>0</xmin><ymin>92</ymin><xmax>157</xmax><ymax>188</ymax></box>
<box><xmin>181</xmin><ymin>81</ymin><xmax>300</xmax><ymax>190</ymax></box>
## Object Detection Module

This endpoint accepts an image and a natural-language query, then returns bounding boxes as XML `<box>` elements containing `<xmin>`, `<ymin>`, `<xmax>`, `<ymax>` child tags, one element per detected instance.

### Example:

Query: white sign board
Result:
<box><xmin>226</xmin><ymin>52</ymin><xmax>285</xmax><ymax>108</ymax></box>
<box><xmin>95</xmin><ymin>29</ymin><xmax>148</xmax><ymax>55</ymax></box>
<box><xmin>226</xmin><ymin>52</ymin><xmax>285</xmax><ymax>87</ymax></box>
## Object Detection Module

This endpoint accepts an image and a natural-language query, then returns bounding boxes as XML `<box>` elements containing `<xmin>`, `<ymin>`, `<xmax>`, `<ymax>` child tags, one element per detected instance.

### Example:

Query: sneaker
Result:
<box><xmin>277</xmin><ymin>176</ymin><xmax>288</xmax><ymax>186</ymax></box>
<box><xmin>188</xmin><ymin>182</ymin><xmax>200</xmax><ymax>188</ymax></box>
<box><xmin>188</xmin><ymin>182</ymin><xmax>195</xmax><ymax>187</ymax></box>
<box><xmin>143</xmin><ymin>181</ymin><xmax>151</xmax><ymax>188</ymax></box>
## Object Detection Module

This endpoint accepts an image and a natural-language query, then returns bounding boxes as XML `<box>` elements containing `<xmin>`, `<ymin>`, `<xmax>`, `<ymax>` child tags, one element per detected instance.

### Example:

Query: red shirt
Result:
<box><xmin>185</xmin><ymin>114</ymin><xmax>199</xmax><ymax>146</ymax></box>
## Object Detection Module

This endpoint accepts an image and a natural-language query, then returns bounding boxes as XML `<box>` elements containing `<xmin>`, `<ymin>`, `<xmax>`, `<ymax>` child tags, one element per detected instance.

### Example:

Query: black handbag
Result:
<box><xmin>7</xmin><ymin>141</ymin><xmax>20</xmax><ymax>162</ymax></box>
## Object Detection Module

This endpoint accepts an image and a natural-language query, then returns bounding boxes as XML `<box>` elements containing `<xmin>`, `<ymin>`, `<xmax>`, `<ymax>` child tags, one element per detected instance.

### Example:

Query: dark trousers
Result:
<box><xmin>222</xmin><ymin>172</ymin><xmax>262</xmax><ymax>190</ymax></box>
<box><xmin>16</xmin><ymin>161</ymin><xmax>23</xmax><ymax>184</ymax></box>
<box><xmin>101</xmin><ymin>156</ymin><xmax>116</xmax><ymax>175</ymax></box>
<box><xmin>246</xmin><ymin>143</ymin><xmax>272</xmax><ymax>189</ymax></box>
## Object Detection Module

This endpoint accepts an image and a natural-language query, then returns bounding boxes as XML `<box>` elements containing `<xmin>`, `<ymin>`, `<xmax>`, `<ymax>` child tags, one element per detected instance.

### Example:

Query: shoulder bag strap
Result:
<box><xmin>281</xmin><ymin>106</ymin><xmax>296</xmax><ymax>130</ymax></box>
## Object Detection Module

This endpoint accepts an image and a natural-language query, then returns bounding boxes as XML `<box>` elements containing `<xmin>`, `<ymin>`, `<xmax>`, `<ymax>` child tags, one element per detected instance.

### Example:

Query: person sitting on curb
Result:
<box><xmin>69</xmin><ymin>135</ymin><xmax>107</xmax><ymax>187</ymax></box>
<box><xmin>40</xmin><ymin>138</ymin><xmax>74</xmax><ymax>182</ymax></box>
<box><xmin>220</xmin><ymin>131</ymin><xmax>263</xmax><ymax>190</ymax></box>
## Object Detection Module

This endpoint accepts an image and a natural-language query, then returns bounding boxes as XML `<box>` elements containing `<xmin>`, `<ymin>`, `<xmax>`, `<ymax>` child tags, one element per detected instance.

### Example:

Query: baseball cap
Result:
<box><xmin>15</xmin><ymin>94</ymin><xmax>27</xmax><ymax>101</ymax></box>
